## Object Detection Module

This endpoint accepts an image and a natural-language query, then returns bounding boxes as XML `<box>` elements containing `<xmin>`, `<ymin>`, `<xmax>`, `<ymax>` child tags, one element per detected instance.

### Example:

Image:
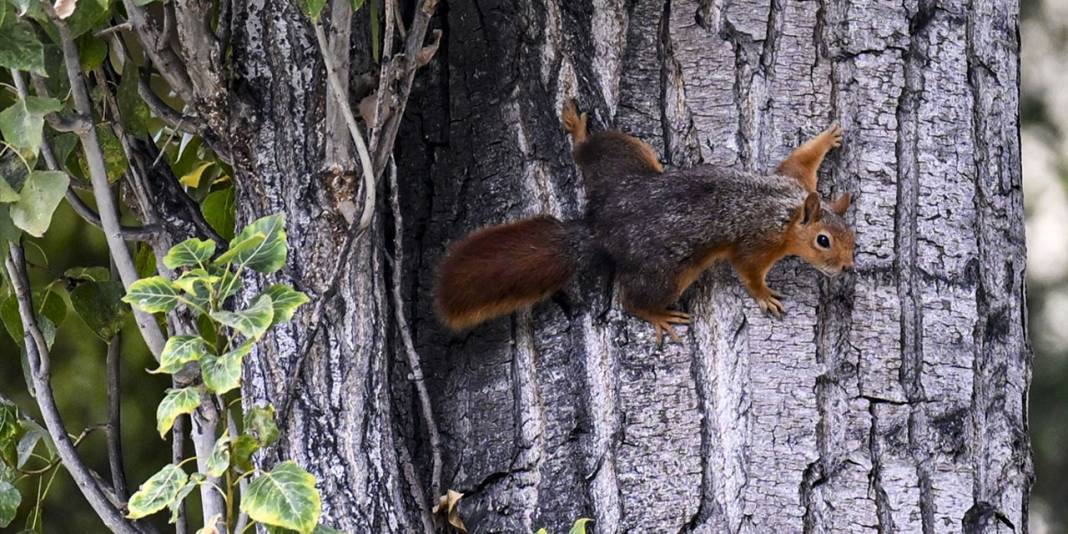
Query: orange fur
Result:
<box><xmin>436</xmin><ymin>217</ymin><xmax>575</xmax><ymax>331</ymax></box>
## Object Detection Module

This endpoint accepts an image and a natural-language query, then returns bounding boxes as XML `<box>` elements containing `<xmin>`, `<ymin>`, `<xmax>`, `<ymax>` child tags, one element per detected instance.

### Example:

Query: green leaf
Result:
<box><xmin>352</xmin><ymin>0</ymin><xmax>365</xmax><ymax>10</ymax></box>
<box><xmin>240</xmin><ymin>461</ymin><xmax>321</xmax><ymax>534</ymax></box>
<box><xmin>135</xmin><ymin>242</ymin><xmax>158</xmax><ymax>278</ymax></box>
<box><xmin>200</xmin><ymin>341</ymin><xmax>252</xmax><ymax>394</ymax></box>
<box><xmin>209</xmin><ymin>294</ymin><xmax>273</xmax><ymax>340</ymax></box>
<box><xmin>213</xmin><ymin>232</ymin><xmax>265</xmax><ymax>266</ymax></box>
<box><xmin>164</xmin><ymin>238</ymin><xmax>217</xmax><ymax>270</ymax></box>
<box><xmin>16</xmin><ymin>419</ymin><xmax>47</xmax><ymax>468</ymax></box>
<box><xmin>204</xmin><ymin>435</ymin><xmax>230</xmax><ymax>478</ymax></box>
<box><xmin>65</xmin><ymin>0</ymin><xmax>112</xmax><ymax>39</ymax></box>
<box><xmin>156</xmin><ymin>387</ymin><xmax>201</xmax><ymax>438</ymax></box>
<box><xmin>127</xmin><ymin>464</ymin><xmax>188</xmax><ymax>520</ymax></box>
<box><xmin>78</xmin><ymin>125</ymin><xmax>127</xmax><ymax>183</ymax></box>
<box><xmin>227</xmin><ymin>213</ymin><xmax>288</xmax><ymax>273</ymax></box>
<box><xmin>231</xmin><ymin>434</ymin><xmax>259</xmax><ymax>472</ymax></box>
<box><xmin>10</xmin><ymin>170</ymin><xmax>69</xmax><ymax>237</ymax></box>
<box><xmin>77</xmin><ymin>33</ymin><xmax>107</xmax><ymax>72</ymax></box>
<box><xmin>123</xmin><ymin>276</ymin><xmax>180</xmax><ymax>313</ymax></box>
<box><xmin>298</xmin><ymin>0</ymin><xmax>327</xmax><ymax>21</ymax></box>
<box><xmin>202</xmin><ymin>186</ymin><xmax>235</xmax><ymax>241</ymax></box>
<box><xmin>0</xmin><ymin>177</ymin><xmax>19</xmax><ymax>203</ymax></box>
<box><xmin>246</xmin><ymin>405</ymin><xmax>279</xmax><ymax>447</ymax></box>
<box><xmin>168</xmin><ymin>476</ymin><xmax>201</xmax><ymax>524</ymax></box>
<box><xmin>64</xmin><ymin>266</ymin><xmax>110</xmax><ymax>281</ymax></box>
<box><xmin>0</xmin><ymin>21</ymin><xmax>45</xmax><ymax>75</ymax></box>
<box><xmin>265</xmin><ymin>285</ymin><xmax>309</xmax><ymax>327</ymax></box>
<box><xmin>0</xmin><ymin>97</ymin><xmax>63</xmax><ymax>156</ymax></box>
<box><xmin>569</xmin><ymin>518</ymin><xmax>593</xmax><ymax>534</ymax></box>
<box><xmin>0</xmin><ymin>479</ymin><xmax>19</xmax><ymax>528</ymax></box>
<box><xmin>150</xmin><ymin>335</ymin><xmax>211</xmax><ymax>374</ymax></box>
<box><xmin>117</xmin><ymin>60</ymin><xmax>151</xmax><ymax>136</ymax></box>
<box><xmin>0</xmin><ymin>287</ymin><xmax>67</xmax><ymax>347</ymax></box>
<box><xmin>70</xmin><ymin>280</ymin><xmax>127</xmax><ymax>341</ymax></box>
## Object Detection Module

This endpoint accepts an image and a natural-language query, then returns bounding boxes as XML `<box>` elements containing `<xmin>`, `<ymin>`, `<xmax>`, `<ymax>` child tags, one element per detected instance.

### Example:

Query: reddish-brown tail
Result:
<box><xmin>436</xmin><ymin>216</ymin><xmax>578</xmax><ymax>331</ymax></box>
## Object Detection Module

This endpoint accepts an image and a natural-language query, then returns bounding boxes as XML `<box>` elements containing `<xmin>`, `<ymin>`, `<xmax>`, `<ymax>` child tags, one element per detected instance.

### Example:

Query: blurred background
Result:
<box><xmin>1022</xmin><ymin>0</ymin><xmax>1068</xmax><ymax>531</ymax></box>
<box><xmin>0</xmin><ymin>1</ymin><xmax>1064</xmax><ymax>531</ymax></box>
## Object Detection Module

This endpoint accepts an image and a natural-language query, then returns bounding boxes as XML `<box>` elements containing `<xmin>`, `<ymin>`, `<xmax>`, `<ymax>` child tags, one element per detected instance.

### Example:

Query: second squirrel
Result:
<box><xmin>436</xmin><ymin>100</ymin><xmax>856</xmax><ymax>343</ymax></box>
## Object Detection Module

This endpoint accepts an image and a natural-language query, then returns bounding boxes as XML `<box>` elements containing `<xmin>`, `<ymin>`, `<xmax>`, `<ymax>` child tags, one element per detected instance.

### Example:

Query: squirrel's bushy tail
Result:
<box><xmin>436</xmin><ymin>216</ymin><xmax>581</xmax><ymax>331</ymax></box>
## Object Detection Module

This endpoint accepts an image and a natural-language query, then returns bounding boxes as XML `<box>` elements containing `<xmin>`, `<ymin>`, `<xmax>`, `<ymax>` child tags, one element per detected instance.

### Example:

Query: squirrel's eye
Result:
<box><xmin>816</xmin><ymin>234</ymin><xmax>831</xmax><ymax>249</ymax></box>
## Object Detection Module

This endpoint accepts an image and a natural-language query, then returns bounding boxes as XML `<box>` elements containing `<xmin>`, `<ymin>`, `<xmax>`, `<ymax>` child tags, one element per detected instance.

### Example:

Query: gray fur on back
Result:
<box><xmin>583</xmin><ymin>165</ymin><xmax>807</xmax><ymax>271</ymax></box>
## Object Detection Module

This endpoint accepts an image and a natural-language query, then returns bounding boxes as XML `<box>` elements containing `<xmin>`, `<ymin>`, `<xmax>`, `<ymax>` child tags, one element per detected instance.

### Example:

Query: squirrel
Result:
<box><xmin>435</xmin><ymin>99</ymin><xmax>855</xmax><ymax>344</ymax></box>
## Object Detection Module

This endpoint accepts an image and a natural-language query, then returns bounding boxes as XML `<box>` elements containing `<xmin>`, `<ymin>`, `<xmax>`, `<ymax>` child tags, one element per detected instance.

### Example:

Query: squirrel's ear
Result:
<box><xmin>802</xmin><ymin>192</ymin><xmax>822</xmax><ymax>225</ymax></box>
<box><xmin>830</xmin><ymin>192</ymin><xmax>852</xmax><ymax>216</ymax></box>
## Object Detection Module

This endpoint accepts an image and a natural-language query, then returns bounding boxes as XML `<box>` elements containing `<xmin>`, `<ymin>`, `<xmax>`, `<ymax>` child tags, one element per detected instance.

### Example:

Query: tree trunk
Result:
<box><xmin>233</xmin><ymin>0</ymin><xmax>1030</xmax><ymax>532</ymax></box>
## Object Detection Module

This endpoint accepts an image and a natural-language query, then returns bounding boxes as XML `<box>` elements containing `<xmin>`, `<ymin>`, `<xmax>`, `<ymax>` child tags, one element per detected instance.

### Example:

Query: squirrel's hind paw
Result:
<box><xmin>757</xmin><ymin>295</ymin><xmax>785</xmax><ymax>318</ymax></box>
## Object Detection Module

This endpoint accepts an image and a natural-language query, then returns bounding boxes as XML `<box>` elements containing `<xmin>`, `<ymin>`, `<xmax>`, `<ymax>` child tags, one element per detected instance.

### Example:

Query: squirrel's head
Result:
<box><xmin>790</xmin><ymin>192</ymin><xmax>855</xmax><ymax>276</ymax></box>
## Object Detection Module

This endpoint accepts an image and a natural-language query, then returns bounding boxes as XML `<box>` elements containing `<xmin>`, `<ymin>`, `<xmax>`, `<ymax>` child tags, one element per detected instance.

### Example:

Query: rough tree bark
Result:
<box><xmin>232</xmin><ymin>0</ymin><xmax>1030</xmax><ymax>532</ymax></box>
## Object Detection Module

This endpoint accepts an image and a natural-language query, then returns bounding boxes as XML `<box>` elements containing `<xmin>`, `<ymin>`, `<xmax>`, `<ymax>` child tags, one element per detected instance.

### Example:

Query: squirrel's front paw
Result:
<box><xmin>756</xmin><ymin>295</ymin><xmax>785</xmax><ymax>318</ymax></box>
<box><xmin>823</xmin><ymin>122</ymin><xmax>843</xmax><ymax>149</ymax></box>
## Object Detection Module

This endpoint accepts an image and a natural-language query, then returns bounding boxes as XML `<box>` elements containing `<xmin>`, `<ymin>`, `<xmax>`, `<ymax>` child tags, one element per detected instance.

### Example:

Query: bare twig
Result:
<box><xmin>94</xmin><ymin>21</ymin><xmax>132</xmax><ymax>38</ymax></box>
<box><xmin>47</xmin><ymin>12</ymin><xmax>168</xmax><ymax>358</ymax></box>
<box><xmin>312</xmin><ymin>19</ymin><xmax>376</xmax><ymax>231</ymax></box>
<box><xmin>105</xmin><ymin>335</ymin><xmax>129</xmax><ymax>498</ymax></box>
<box><xmin>387</xmin><ymin>157</ymin><xmax>443</xmax><ymax>497</ymax></box>
<box><xmin>227</xmin><ymin>411</ymin><xmax>249</xmax><ymax>533</ymax></box>
<box><xmin>121</xmin><ymin>0</ymin><xmax>196</xmax><ymax>104</ymax></box>
<box><xmin>171</xmin><ymin>393</ymin><xmax>188</xmax><ymax>534</ymax></box>
<box><xmin>4</xmin><ymin>244</ymin><xmax>146</xmax><ymax>534</ymax></box>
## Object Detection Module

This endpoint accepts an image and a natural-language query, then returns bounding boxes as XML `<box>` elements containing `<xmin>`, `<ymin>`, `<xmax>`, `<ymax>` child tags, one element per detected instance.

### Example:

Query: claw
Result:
<box><xmin>757</xmin><ymin>296</ymin><xmax>785</xmax><ymax>318</ymax></box>
<box><xmin>823</xmin><ymin>122</ymin><xmax>843</xmax><ymax>148</ymax></box>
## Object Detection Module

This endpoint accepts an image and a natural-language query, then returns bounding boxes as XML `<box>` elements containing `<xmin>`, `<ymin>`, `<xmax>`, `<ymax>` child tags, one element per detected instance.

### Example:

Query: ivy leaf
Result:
<box><xmin>298</xmin><ymin>0</ymin><xmax>327</xmax><ymax>21</ymax></box>
<box><xmin>164</xmin><ymin>238</ymin><xmax>217</xmax><ymax>270</ymax></box>
<box><xmin>0</xmin><ymin>97</ymin><xmax>63</xmax><ymax>157</ymax></box>
<box><xmin>65</xmin><ymin>0</ymin><xmax>111</xmax><ymax>39</ymax></box>
<box><xmin>569</xmin><ymin>518</ymin><xmax>594</xmax><ymax>534</ymax></box>
<box><xmin>117</xmin><ymin>60</ymin><xmax>151</xmax><ymax>136</ymax></box>
<box><xmin>202</xmin><ymin>186</ymin><xmax>236</xmax><ymax>241</ymax></box>
<box><xmin>156</xmin><ymin>387</ymin><xmax>201</xmax><ymax>438</ymax></box>
<box><xmin>150</xmin><ymin>335</ymin><xmax>211</xmax><ymax>375</ymax></box>
<box><xmin>240</xmin><ymin>461</ymin><xmax>321</xmax><ymax>534</ymax></box>
<box><xmin>351</xmin><ymin>0</ymin><xmax>365</xmax><ymax>9</ymax></box>
<box><xmin>127</xmin><ymin>464</ymin><xmax>188</xmax><ymax>520</ymax></box>
<box><xmin>76</xmin><ymin>33</ymin><xmax>107</xmax><ymax>72</ymax></box>
<box><xmin>0</xmin><ymin>21</ymin><xmax>45</xmax><ymax>75</ymax></box>
<box><xmin>231</xmin><ymin>434</ymin><xmax>259</xmax><ymax>472</ymax></box>
<box><xmin>0</xmin><ymin>287</ymin><xmax>67</xmax><ymax>347</ymax></box>
<box><xmin>246</xmin><ymin>405</ymin><xmax>279</xmax><ymax>447</ymax></box>
<box><xmin>210</xmin><ymin>294</ymin><xmax>273</xmax><ymax>340</ymax></box>
<box><xmin>204</xmin><ymin>435</ymin><xmax>230</xmax><ymax>478</ymax></box>
<box><xmin>123</xmin><ymin>276</ymin><xmax>180</xmax><ymax>313</ymax></box>
<box><xmin>10</xmin><ymin>170</ymin><xmax>69</xmax><ymax>237</ymax></box>
<box><xmin>227</xmin><ymin>213</ymin><xmax>288</xmax><ymax>273</ymax></box>
<box><xmin>265</xmin><ymin>285</ymin><xmax>309</xmax><ymax>327</ymax></box>
<box><xmin>168</xmin><ymin>475</ymin><xmax>202</xmax><ymax>524</ymax></box>
<box><xmin>77</xmin><ymin>125</ymin><xmax>127</xmax><ymax>183</ymax></box>
<box><xmin>64</xmin><ymin>266</ymin><xmax>110</xmax><ymax>282</ymax></box>
<box><xmin>432</xmin><ymin>490</ymin><xmax>468</xmax><ymax>534</ymax></box>
<box><xmin>200</xmin><ymin>341</ymin><xmax>252</xmax><ymax>394</ymax></box>
<box><xmin>0</xmin><ymin>479</ymin><xmax>19</xmax><ymax>528</ymax></box>
<box><xmin>70</xmin><ymin>280</ymin><xmax>127</xmax><ymax>341</ymax></box>
<box><xmin>0</xmin><ymin>177</ymin><xmax>19</xmax><ymax>203</ymax></box>
<box><xmin>16</xmin><ymin>419</ymin><xmax>48</xmax><ymax>468</ymax></box>
<box><xmin>213</xmin><ymin>232</ymin><xmax>265</xmax><ymax>267</ymax></box>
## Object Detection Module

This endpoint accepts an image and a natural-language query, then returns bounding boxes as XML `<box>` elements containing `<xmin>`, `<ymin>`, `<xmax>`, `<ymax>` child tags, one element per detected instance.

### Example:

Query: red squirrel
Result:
<box><xmin>436</xmin><ymin>100</ymin><xmax>855</xmax><ymax>343</ymax></box>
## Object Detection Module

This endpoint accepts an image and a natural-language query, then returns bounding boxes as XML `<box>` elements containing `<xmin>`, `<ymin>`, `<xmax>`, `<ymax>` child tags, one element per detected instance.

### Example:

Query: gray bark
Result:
<box><xmin>231</xmin><ymin>0</ymin><xmax>1030</xmax><ymax>532</ymax></box>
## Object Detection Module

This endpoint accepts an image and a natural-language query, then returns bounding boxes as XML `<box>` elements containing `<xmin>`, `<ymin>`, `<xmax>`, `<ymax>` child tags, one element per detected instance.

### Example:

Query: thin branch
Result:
<box><xmin>48</xmin><ymin>8</ymin><xmax>168</xmax><ymax>358</ymax></box>
<box><xmin>94</xmin><ymin>21</ymin><xmax>132</xmax><ymax>38</ymax></box>
<box><xmin>387</xmin><ymin>156</ymin><xmax>443</xmax><ymax>498</ymax></box>
<box><xmin>105</xmin><ymin>334</ymin><xmax>130</xmax><ymax>498</ymax></box>
<box><xmin>4</xmin><ymin>244</ymin><xmax>146</xmax><ymax>534</ymax></box>
<box><xmin>122</xmin><ymin>0</ymin><xmax>197</xmax><ymax>104</ymax></box>
<box><xmin>171</xmin><ymin>396</ymin><xmax>188</xmax><ymax>534</ymax></box>
<box><xmin>312</xmin><ymin>19</ymin><xmax>376</xmax><ymax>231</ymax></box>
<box><xmin>227</xmin><ymin>411</ymin><xmax>249</xmax><ymax>533</ymax></box>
